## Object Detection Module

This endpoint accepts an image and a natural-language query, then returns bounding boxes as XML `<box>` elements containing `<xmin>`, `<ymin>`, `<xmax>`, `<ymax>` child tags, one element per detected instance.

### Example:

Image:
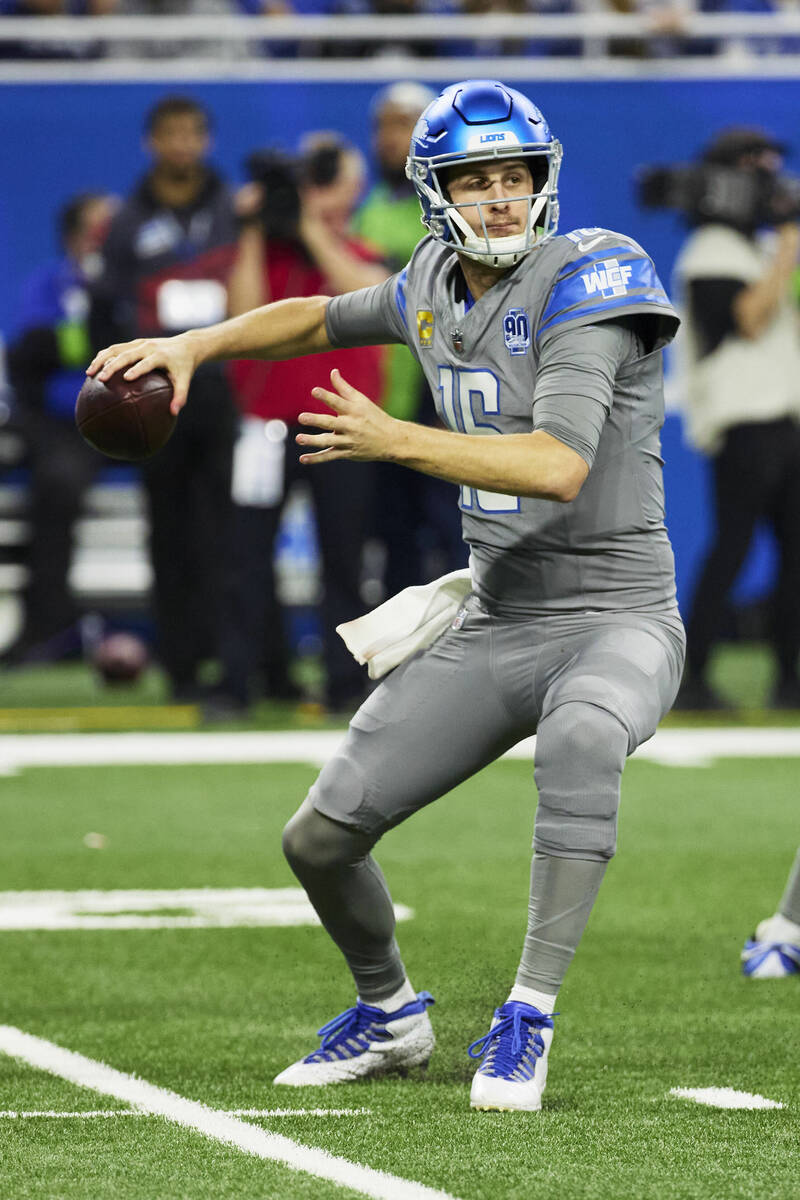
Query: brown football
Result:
<box><xmin>92</xmin><ymin>631</ymin><xmax>149</xmax><ymax>685</ymax></box>
<box><xmin>75</xmin><ymin>368</ymin><xmax>176</xmax><ymax>461</ymax></box>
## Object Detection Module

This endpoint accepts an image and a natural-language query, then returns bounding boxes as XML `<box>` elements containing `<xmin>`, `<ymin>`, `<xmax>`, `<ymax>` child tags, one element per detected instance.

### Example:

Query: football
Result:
<box><xmin>92</xmin><ymin>631</ymin><xmax>149</xmax><ymax>685</ymax></box>
<box><xmin>75</xmin><ymin>368</ymin><xmax>176</xmax><ymax>461</ymax></box>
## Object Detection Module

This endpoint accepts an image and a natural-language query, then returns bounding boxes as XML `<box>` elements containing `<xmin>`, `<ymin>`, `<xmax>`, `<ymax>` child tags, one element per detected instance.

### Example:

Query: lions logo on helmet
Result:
<box><xmin>406</xmin><ymin>79</ymin><xmax>562</xmax><ymax>269</ymax></box>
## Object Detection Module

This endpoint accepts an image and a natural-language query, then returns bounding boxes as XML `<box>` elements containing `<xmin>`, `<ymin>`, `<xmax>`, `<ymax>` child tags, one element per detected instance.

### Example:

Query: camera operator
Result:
<box><xmin>671</xmin><ymin>127</ymin><xmax>800</xmax><ymax>709</ymax></box>
<box><xmin>211</xmin><ymin>134</ymin><xmax>387</xmax><ymax>717</ymax></box>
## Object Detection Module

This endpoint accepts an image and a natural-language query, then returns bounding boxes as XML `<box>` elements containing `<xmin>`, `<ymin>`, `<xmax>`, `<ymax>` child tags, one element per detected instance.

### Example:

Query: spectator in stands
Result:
<box><xmin>2</xmin><ymin>192</ymin><xmax>117</xmax><ymax>666</ymax></box>
<box><xmin>0</xmin><ymin>0</ymin><xmax>121</xmax><ymax>58</ymax></box>
<box><xmin>673</xmin><ymin>127</ymin><xmax>800</xmax><ymax>709</ymax></box>
<box><xmin>0</xmin><ymin>0</ymin><xmax>117</xmax><ymax>10</ymax></box>
<box><xmin>234</xmin><ymin>0</ymin><xmax>291</xmax><ymax>13</ymax></box>
<box><xmin>440</xmin><ymin>0</ymin><xmax>581</xmax><ymax>59</ymax></box>
<box><xmin>209</xmin><ymin>134</ymin><xmax>386</xmax><ymax>717</ymax></box>
<box><xmin>91</xmin><ymin>95</ymin><xmax>238</xmax><ymax>702</ymax></box>
<box><xmin>319</xmin><ymin>0</ymin><xmax>445</xmax><ymax>59</ymax></box>
<box><xmin>355</xmin><ymin>82</ymin><xmax>466</xmax><ymax>598</ymax></box>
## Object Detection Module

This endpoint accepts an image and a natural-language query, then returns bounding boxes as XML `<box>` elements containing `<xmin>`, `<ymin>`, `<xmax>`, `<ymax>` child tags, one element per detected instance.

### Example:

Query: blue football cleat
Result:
<box><xmin>274</xmin><ymin>991</ymin><xmax>435</xmax><ymax>1085</ymax></box>
<box><xmin>468</xmin><ymin>1001</ymin><xmax>556</xmax><ymax>1111</ymax></box>
<box><xmin>742</xmin><ymin>914</ymin><xmax>800</xmax><ymax>979</ymax></box>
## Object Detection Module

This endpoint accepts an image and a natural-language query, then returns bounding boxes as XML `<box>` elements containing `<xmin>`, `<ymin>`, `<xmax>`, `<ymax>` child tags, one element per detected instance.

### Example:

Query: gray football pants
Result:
<box><xmin>283</xmin><ymin>598</ymin><xmax>685</xmax><ymax>1000</ymax></box>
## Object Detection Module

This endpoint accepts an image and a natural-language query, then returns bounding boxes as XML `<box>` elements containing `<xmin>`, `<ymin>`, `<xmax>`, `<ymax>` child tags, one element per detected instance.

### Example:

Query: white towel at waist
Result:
<box><xmin>336</xmin><ymin>568</ymin><xmax>473</xmax><ymax>680</ymax></box>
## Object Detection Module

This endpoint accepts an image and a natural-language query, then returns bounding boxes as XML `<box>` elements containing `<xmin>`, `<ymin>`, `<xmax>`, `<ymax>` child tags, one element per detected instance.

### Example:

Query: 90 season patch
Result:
<box><xmin>503</xmin><ymin>307</ymin><xmax>530</xmax><ymax>356</ymax></box>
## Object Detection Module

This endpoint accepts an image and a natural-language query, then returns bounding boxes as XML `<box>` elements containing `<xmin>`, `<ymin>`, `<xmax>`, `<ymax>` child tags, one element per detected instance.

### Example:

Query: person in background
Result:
<box><xmin>209</xmin><ymin>134</ymin><xmax>386</xmax><ymax>717</ymax></box>
<box><xmin>356</xmin><ymin>82</ymin><xmax>467</xmax><ymax>597</ymax></box>
<box><xmin>91</xmin><ymin>95</ymin><xmax>238</xmax><ymax>702</ymax></box>
<box><xmin>3</xmin><ymin>192</ymin><xmax>117</xmax><ymax>666</ymax></box>
<box><xmin>673</xmin><ymin>127</ymin><xmax>800</xmax><ymax>710</ymax></box>
<box><xmin>0</xmin><ymin>0</ymin><xmax>120</xmax><ymax>60</ymax></box>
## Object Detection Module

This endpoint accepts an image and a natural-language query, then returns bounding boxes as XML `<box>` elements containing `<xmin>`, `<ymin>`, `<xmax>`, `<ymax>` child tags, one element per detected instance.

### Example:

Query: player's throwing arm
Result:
<box><xmin>86</xmin><ymin>295</ymin><xmax>332</xmax><ymax>416</ymax></box>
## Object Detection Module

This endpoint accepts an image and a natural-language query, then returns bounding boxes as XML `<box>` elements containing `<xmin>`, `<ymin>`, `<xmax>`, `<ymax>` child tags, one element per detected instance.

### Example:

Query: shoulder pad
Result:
<box><xmin>538</xmin><ymin>230</ymin><xmax>675</xmax><ymax>343</ymax></box>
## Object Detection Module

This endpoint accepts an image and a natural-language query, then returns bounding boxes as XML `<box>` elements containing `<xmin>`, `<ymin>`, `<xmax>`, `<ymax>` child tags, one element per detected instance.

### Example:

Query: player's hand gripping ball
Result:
<box><xmin>75</xmin><ymin>368</ymin><xmax>176</xmax><ymax>461</ymax></box>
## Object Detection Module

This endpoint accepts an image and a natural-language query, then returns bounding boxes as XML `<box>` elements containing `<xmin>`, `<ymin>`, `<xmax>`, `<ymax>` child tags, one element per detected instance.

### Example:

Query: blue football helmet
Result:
<box><xmin>406</xmin><ymin>79</ymin><xmax>562</xmax><ymax>268</ymax></box>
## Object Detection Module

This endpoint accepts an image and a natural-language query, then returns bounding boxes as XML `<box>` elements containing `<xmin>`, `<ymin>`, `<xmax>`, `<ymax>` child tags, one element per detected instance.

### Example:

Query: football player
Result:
<box><xmin>742</xmin><ymin>847</ymin><xmax>800</xmax><ymax>978</ymax></box>
<box><xmin>88</xmin><ymin>80</ymin><xmax>685</xmax><ymax>1112</ymax></box>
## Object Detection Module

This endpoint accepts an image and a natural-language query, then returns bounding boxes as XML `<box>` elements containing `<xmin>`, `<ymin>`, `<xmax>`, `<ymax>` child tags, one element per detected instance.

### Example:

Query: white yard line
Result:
<box><xmin>1</xmin><ymin>727</ymin><xmax>800</xmax><ymax>775</ymax></box>
<box><xmin>0</xmin><ymin>887</ymin><xmax>412</xmax><ymax>932</ymax></box>
<box><xmin>0</xmin><ymin>1107</ymin><xmax>371</xmax><ymax>1119</ymax></box>
<box><xmin>0</xmin><ymin>1025</ymin><xmax>459</xmax><ymax>1200</ymax></box>
<box><xmin>669</xmin><ymin>1087</ymin><xmax>785</xmax><ymax>1110</ymax></box>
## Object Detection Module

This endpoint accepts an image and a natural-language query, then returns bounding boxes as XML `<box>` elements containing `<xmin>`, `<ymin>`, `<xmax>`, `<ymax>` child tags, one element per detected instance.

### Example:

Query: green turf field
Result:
<box><xmin>0</xmin><ymin>640</ymin><xmax>792</xmax><ymax>730</ymax></box>
<box><xmin>0</xmin><ymin>742</ymin><xmax>797</xmax><ymax>1199</ymax></box>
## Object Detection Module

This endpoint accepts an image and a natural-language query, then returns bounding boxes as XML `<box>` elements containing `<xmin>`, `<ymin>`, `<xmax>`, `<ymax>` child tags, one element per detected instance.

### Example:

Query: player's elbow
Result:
<box><xmin>539</xmin><ymin>458</ymin><xmax>589</xmax><ymax>503</ymax></box>
<box><xmin>554</xmin><ymin>474</ymin><xmax>585</xmax><ymax>503</ymax></box>
<box><xmin>525</xmin><ymin>433</ymin><xmax>589</xmax><ymax>502</ymax></box>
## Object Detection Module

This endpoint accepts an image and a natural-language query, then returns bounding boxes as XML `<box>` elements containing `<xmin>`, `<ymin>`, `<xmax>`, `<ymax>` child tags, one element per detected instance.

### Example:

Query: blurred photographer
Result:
<box><xmin>213</xmin><ymin>134</ymin><xmax>387</xmax><ymax>716</ymax></box>
<box><xmin>3</xmin><ymin>191</ymin><xmax>116</xmax><ymax>666</ymax></box>
<box><xmin>355</xmin><ymin>82</ymin><xmax>466</xmax><ymax>597</ymax></box>
<box><xmin>664</xmin><ymin>128</ymin><xmax>800</xmax><ymax>708</ymax></box>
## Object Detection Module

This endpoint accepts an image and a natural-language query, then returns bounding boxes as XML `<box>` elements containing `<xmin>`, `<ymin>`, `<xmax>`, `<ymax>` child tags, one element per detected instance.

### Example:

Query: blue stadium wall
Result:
<box><xmin>1</xmin><ymin>75</ymin><xmax>795</xmax><ymax>610</ymax></box>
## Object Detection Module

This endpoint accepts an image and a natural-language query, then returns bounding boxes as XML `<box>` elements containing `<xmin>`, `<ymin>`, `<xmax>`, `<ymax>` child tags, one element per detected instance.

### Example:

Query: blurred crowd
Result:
<box><xmin>2</xmin><ymin>85</ymin><xmax>467</xmax><ymax>716</ymax></box>
<box><xmin>0</xmin><ymin>0</ymin><xmax>797</xmax><ymax>62</ymax></box>
<box><xmin>3</xmin><ymin>81</ymin><xmax>800</xmax><ymax>715</ymax></box>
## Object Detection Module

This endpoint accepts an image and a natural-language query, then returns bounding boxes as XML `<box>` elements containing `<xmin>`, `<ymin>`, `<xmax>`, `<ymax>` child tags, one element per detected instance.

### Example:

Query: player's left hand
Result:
<box><xmin>296</xmin><ymin>369</ymin><xmax>397</xmax><ymax>465</ymax></box>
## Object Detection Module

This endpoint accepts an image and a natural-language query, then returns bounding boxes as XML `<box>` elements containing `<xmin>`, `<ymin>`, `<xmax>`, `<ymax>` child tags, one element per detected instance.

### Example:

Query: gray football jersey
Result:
<box><xmin>326</xmin><ymin>227</ymin><xmax>680</xmax><ymax>616</ymax></box>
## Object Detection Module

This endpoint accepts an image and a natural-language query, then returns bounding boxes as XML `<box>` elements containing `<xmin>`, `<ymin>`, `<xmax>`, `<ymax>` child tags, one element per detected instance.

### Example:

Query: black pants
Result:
<box><xmin>141</xmin><ymin>366</ymin><xmax>235</xmax><ymax>695</ymax></box>
<box><xmin>18</xmin><ymin>408</ymin><xmax>104</xmax><ymax>641</ymax></box>
<box><xmin>219</xmin><ymin>427</ymin><xmax>375</xmax><ymax>708</ymax></box>
<box><xmin>686</xmin><ymin>417</ymin><xmax>800</xmax><ymax>680</ymax></box>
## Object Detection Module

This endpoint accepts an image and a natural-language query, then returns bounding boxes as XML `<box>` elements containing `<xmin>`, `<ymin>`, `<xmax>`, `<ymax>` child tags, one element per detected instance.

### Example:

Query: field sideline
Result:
<box><xmin>0</xmin><ymin>725</ymin><xmax>797</xmax><ymax>1199</ymax></box>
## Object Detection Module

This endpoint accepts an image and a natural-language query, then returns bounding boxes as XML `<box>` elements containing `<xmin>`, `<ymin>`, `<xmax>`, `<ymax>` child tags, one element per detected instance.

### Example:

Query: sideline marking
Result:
<box><xmin>0</xmin><ymin>1025</ymin><xmax>460</xmax><ymax>1200</ymax></box>
<box><xmin>0</xmin><ymin>1107</ymin><xmax>371</xmax><ymax>1119</ymax></box>
<box><xmin>1</xmin><ymin>727</ymin><xmax>800</xmax><ymax>775</ymax></box>
<box><xmin>0</xmin><ymin>887</ymin><xmax>413</xmax><ymax>931</ymax></box>
<box><xmin>670</xmin><ymin>1086</ymin><xmax>785</xmax><ymax>1110</ymax></box>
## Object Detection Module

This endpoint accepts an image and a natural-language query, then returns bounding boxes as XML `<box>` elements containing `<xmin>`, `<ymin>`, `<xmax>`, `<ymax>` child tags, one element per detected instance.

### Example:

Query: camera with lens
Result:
<box><xmin>637</xmin><ymin>163</ymin><xmax>800</xmax><ymax>232</ymax></box>
<box><xmin>637</xmin><ymin>127</ymin><xmax>800</xmax><ymax>233</ymax></box>
<box><xmin>244</xmin><ymin>141</ymin><xmax>345</xmax><ymax>241</ymax></box>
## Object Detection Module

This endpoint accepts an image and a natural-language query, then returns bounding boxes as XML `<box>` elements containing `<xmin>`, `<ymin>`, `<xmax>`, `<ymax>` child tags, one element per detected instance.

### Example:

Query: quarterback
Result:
<box><xmin>88</xmin><ymin>80</ymin><xmax>686</xmax><ymax>1112</ymax></box>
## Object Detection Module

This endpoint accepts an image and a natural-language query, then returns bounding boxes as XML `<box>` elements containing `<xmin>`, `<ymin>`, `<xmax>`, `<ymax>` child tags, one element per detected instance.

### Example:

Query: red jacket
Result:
<box><xmin>228</xmin><ymin>238</ymin><xmax>385</xmax><ymax>423</ymax></box>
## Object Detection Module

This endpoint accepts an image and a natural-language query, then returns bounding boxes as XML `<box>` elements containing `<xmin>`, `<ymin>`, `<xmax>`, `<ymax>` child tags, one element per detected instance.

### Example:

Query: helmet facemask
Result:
<box><xmin>407</xmin><ymin>142</ymin><xmax>562</xmax><ymax>268</ymax></box>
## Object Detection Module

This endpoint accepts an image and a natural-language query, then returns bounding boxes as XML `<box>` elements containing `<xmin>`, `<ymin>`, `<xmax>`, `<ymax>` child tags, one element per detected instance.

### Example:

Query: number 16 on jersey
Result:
<box><xmin>437</xmin><ymin>366</ymin><xmax>521</xmax><ymax>515</ymax></box>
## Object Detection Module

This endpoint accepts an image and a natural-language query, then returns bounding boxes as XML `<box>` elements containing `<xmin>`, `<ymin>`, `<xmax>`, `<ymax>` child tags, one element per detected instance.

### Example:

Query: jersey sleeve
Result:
<box><xmin>532</xmin><ymin>319</ymin><xmax>642</xmax><ymax>468</ymax></box>
<box><xmin>537</xmin><ymin>230</ymin><xmax>679</xmax><ymax>352</ymax></box>
<box><xmin>325</xmin><ymin>269</ymin><xmax>410</xmax><ymax>349</ymax></box>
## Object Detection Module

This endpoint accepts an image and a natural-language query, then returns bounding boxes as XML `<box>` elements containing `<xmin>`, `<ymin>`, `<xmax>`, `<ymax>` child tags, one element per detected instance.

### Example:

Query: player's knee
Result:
<box><xmin>534</xmin><ymin>701</ymin><xmax>629</xmax><ymax>860</ymax></box>
<box><xmin>282</xmin><ymin>801</ymin><xmax>372</xmax><ymax>874</ymax></box>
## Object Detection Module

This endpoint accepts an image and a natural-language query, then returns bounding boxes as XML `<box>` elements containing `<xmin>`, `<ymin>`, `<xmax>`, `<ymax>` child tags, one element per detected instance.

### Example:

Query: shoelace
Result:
<box><xmin>308</xmin><ymin>991</ymin><xmax>435</xmax><ymax>1061</ymax></box>
<box><xmin>467</xmin><ymin>1005</ymin><xmax>557</xmax><ymax>1078</ymax></box>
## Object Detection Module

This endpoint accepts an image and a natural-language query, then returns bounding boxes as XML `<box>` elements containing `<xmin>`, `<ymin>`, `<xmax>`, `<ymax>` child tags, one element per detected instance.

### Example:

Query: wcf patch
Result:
<box><xmin>580</xmin><ymin>258</ymin><xmax>633</xmax><ymax>298</ymax></box>
<box><xmin>416</xmin><ymin>310</ymin><xmax>434</xmax><ymax>347</ymax></box>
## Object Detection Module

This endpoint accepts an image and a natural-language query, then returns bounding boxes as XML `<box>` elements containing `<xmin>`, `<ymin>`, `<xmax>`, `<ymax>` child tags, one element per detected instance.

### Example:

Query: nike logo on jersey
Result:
<box><xmin>565</xmin><ymin>227</ymin><xmax>607</xmax><ymax>253</ymax></box>
<box><xmin>577</xmin><ymin>234</ymin><xmax>607</xmax><ymax>252</ymax></box>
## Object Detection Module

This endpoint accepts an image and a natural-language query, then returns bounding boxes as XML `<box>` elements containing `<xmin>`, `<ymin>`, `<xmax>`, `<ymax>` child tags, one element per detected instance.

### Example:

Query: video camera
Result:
<box><xmin>637</xmin><ymin>162</ymin><xmax>800</xmax><ymax>232</ymax></box>
<box><xmin>244</xmin><ymin>141</ymin><xmax>345</xmax><ymax>241</ymax></box>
